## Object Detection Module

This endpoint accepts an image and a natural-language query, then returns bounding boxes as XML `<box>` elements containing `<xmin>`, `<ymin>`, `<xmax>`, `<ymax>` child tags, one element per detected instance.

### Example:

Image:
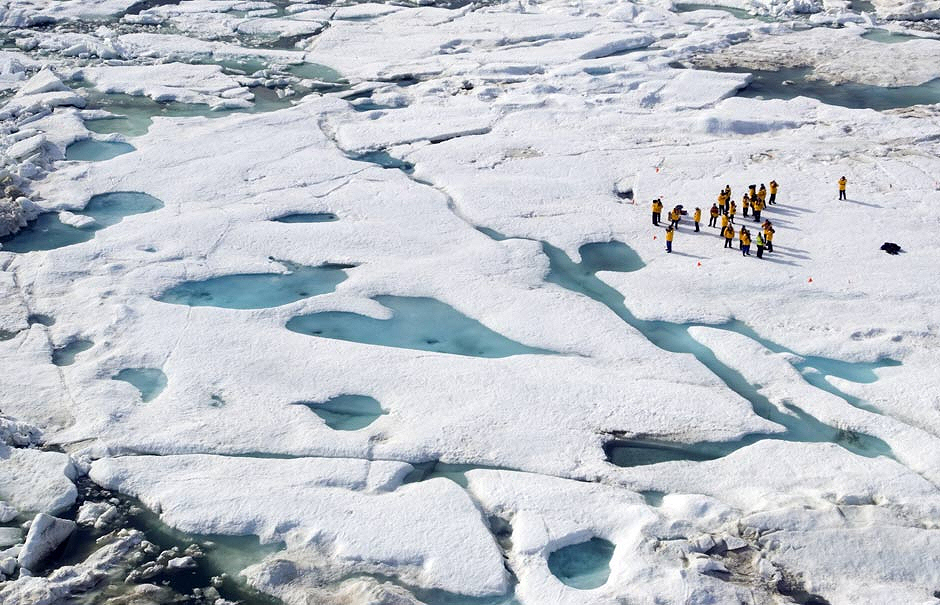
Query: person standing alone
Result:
<box><xmin>693</xmin><ymin>207</ymin><xmax>701</xmax><ymax>232</ymax></box>
<box><xmin>665</xmin><ymin>225</ymin><xmax>675</xmax><ymax>253</ymax></box>
<box><xmin>838</xmin><ymin>176</ymin><xmax>847</xmax><ymax>200</ymax></box>
<box><xmin>768</xmin><ymin>180</ymin><xmax>778</xmax><ymax>204</ymax></box>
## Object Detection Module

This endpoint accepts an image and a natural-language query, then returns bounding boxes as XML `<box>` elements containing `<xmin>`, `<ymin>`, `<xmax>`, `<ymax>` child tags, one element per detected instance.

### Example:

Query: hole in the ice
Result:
<box><xmin>578</xmin><ymin>241</ymin><xmax>645</xmax><ymax>274</ymax></box>
<box><xmin>112</xmin><ymin>368</ymin><xmax>168</xmax><ymax>403</ymax></box>
<box><xmin>692</xmin><ymin>66</ymin><xmax>940</xmax><ymax>110</ymax></box>
<box><xmin>401</xmin><ymin>460</ymin><xmax>508</xmax><ymax>488</ymax></box>
<box><xmin>295</xmin><ymin>394</ymin><xmax>385</xmax><ymax>430</ymax></box>
<box><xmin>548</xmin><ymin>537</ymin><xmax>615</xmax><ymax>590</ymax></box>
<box><xmin>52</xmin><ymin>339</ymin><xmax>94</xmax><ymax>366</ymax></box>
<box><xmin>640</xmin><ymin>490</ymin><xmax>665</xmax><ymax>506</ymax></box>
<box><xmin>28</xmin><ymin>313</ymin><xmax>55</xmax><ymax>326</ymax></box>
<box><xmin>286</xmin><ymin>63</ymin><xmax>344</xmax><ymax>84</ymax></box>
<box><xmin>124</xmin><ymin>0</ymin><xmax>182</xmax><ymax>16</ymax></box>
<box><xmin>673</xmin><ymin>3</ymin><xmax>768</xmax><ymax>20</ymax></box>
<box><xmin>65</xmin><ymin>139</ymin><xmax>136</xmax><ymax>161</ymax></box>
<box><xmin>0</xmin><ymin>192</ymin><xmax>164</xmax><ymax>253</ymax></box>
<box><xmin>604</xmin><ymin>439</ymin><xmax>724</xmax><ymax>467</ymax></box>
<box><xmin>860</xmin><ymin>28</ymin><xmax>924</xmax><ymax>43</ymax></box>
<box><xmin>156</xmin><ymin>262</ymin><xmax>352</xmax><ymax>309</ymax></box>
<box><xmin>271</xmin><ymin>212</ymin><xmax>338</xmax><ymax>223</ymax></box>
<box><xmin>0</xmin><ymin>213</ymin><xmax>94</xmax><ymax>252</ymax></box>
<box><xmin>209</xmin><ymin>394</ymin><xmax>225</xmax><ymax>408</ymax></box>
<box><xmin>286</xmin><ymin>295</ymin><xmax>555</xmax><ymax>358</ymax></box>
<box><xmin>351</xmin><ymin>151</ymin><xmax>414</xmax><ymax>172</ymax></box>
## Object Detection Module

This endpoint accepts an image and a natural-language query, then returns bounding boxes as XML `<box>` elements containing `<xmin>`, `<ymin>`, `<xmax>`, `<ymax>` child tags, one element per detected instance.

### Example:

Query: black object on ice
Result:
<box><xmin>880</xmin><ymin>242</ymin><xmax>902</xmax><ymax>255</ymax></box>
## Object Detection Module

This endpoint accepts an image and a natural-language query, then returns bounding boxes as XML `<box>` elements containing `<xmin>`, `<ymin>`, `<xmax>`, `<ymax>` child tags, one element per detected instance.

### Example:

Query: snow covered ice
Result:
<box><xmin>1</xmin><ymin>0</ymin><xmax>940</xmax><ymax>603</ymax></box>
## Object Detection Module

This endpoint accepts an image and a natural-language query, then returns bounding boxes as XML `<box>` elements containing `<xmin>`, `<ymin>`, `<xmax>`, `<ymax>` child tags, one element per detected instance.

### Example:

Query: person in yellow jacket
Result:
<box><xmin>752</xmin><ymin>197</ymin><xmax>764</xmax><ymax>223</ymax></box>
<box><xmin>742</xmin><ymin>193</ymin><xmax>750</xmax><ymax>218</ymax></box>
<box><xmin>763</xmin><ymin>220</ymin><xmax>775</xmax><ymax>253</ymax></box>
<box><xmin>741</xmin><ymin>229</ymin><xmax>751</xmax><ymax>256</ymax></box>
<box><xmin>652</xmin><ymin>198</ymin><xmax>663</xmax><ymax>225</ymax></box>
<box><xmin>758</xmin><ymin>184</ymin><xmax>767</xmax><ymax>205</ymax></box>
<box><xmin>723</xmin><ymin>225</ymin><xmax>734</xmax><ymax>249</ymax></box>
<box><xmin>665</xmin><ymin>225</ymin><xmax>675</xmax><ymax>253</ymax></box>
<box><xmin>669</xmin><ymin>207</ymin><xmax>681</xmax><ymax>229</ymax></box>
<box><xmin>838</xmin><ymin>176</ymin><xmax>847</xmax><ymax>200</ymax></box>
<box><xmin>693</xmin><ymin>207</ymin><xmax>701</xmax><ymax>232</ymax></box>
<box><xmin>728</xmin><ymin>201</ymin><xmax>736</xmax><ymax>224</ymax></box>
<box><xmin>738</xmin><ymin>225</ymin><xmax>748</xmax><ymax>251</ymax></box>
<box><xmin>717</xmin><ymin>191</ymin><xmax>727</xmax><ymax>215</ymax></box>
<box><xmin>721</xmin><ymin>212</ymin><xmax>729</xmax><ymax>230</ymax></box>
<box><xmin>768</xmin><ymin>180</ymin><xmax>778</xmax><ymax>204</ymax></box>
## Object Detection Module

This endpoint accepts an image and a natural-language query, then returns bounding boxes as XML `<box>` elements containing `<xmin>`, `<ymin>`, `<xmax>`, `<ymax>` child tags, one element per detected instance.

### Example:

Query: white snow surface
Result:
<box><xmin>89</xmin><ymin>454</ymin><xmax>510</xmax><ymax>597</ymax></box>
<box><xmin>2</xmin><ymin>0</ymin><xmax>940</xmax><ymax>603</ymax></box>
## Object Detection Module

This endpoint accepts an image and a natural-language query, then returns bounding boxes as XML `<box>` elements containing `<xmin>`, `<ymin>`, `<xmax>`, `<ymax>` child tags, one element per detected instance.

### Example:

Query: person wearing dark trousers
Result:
<box><xmin>756</xmin><ymin>232</ymin><xmax>765</xmax><ymax>258</ymax></box>
<box><xmin>742</xmin><ymin>229</ymin><xmax>751</xmax><ymax>256</ymax></box>
<box><xmin>665</xmin><ymin>226</ymin><xmax>674</xmax><ymax>253</ymax></box>
<box><xmin>769</xmin><ymin>180</ymin><xmax>778</xmax><ymax>204</ymax></box>
<box><xmin>838</xmin><ymin>176</ymin><xmax>847</xmax><ymax>200</ymax></box>
<box><xmin>708</xmin><ymin>204</ymin><xmax>719</xmax><ymax>227</ymax></box>
<box><xmin>742</xmin><ymin>194</ymin><xmax>750</xmax><ymax>218</ymax></box>
<box><xmin>693</xmin><ymin>207</ymin><xmax>701</xmax><ymax>232</ymax></box>
<box><xmin>763</xmin><ymin>220</ymin><xmax>774</xmax><ymax>253</ymax></box>
<box><xmin>652</xmin><ymin>199</ymin><xmax>662</xmax><ymax>225</ymax></box>
<box><xmin>723</xmin><ymin>225</ymin><xmax>734</xmax><ymax>249</ymax></box>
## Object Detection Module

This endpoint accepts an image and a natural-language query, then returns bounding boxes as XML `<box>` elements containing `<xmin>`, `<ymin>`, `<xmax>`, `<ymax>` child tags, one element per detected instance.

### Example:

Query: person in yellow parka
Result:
<box><xmin>741</xmin><ymin>229</ymin><xmax>751</xmax><ymax>256</ymax></box>
<box><xmin>742</xmin><ymin>193</ymin><xmax>750</xmax><ymax>218</ymax></box>
<box><xmin>728</xmin><ymin>201</ymin><xmax>737</xmax><ymax>224</ymax></box>
<box><xmin>669</xmin><ymin>207</ymin><xmax>681</xmax><ymax>229</ymax></box>
<box><xmin>738</xmin><ymin>225</ymin><xmax>748</xmax><ymax>251</ymax></box>
<box><xmin>723</xmin><ymin>224</ymin><xmax>734</xmax><ymax>249</ymax></box>
<box><xmin>721</xmin><ymin>212</ymin><xmax>729</xmax><ymax>230</ymax></box>
<box><xmin>758</xmin><ymin>184</ymin><xmax>767</xmax><ymax>205</ymax></box>
<box><xmin>768</xmin><ymin>180</ymin><xmax>778</xmax><ymax>204</ymax></box>
<box><xmin>752</xmin><ymin>197</ymin><xmax>764</xmax><ymax>222</ymax></box>
<box><xmin>693</xmin><ymin>207</ymin><xmax>701</xmax><ymax>232</ymax></box>
<box><xmin>838</xmin><ymin>176</ymin><xmax>847</xmax><ymax>200</ymax></box>
<box><xmin>652</xmin><ymin>198</ymin><xmax>663</xmax><ymax>225</ymax></box>
<box><xmin>665</xmin><ymin>225</ymin><xmax>675</xmax><ymax>253</ymax></box>
<box><xmin>763</xmin><ymin>221</ymin><xmax>775</xmax><ymax>253</ymax></box>
<box><xmin>717</xmin><ymin>191</ymin><xmax>727</xmax><ymax>215</ymax></box>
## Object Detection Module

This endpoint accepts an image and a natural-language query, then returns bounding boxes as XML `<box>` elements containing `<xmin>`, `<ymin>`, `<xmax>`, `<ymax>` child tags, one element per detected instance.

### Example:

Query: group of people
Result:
<box><xmin>652</xmin><ymin>176</ymin><xmax>850</xmax><ymax>257</ymax></box>
<box><xmin>653</xmin><ymin>180</ymin><xmax>781</xmax><ymax>257</ymax></box>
